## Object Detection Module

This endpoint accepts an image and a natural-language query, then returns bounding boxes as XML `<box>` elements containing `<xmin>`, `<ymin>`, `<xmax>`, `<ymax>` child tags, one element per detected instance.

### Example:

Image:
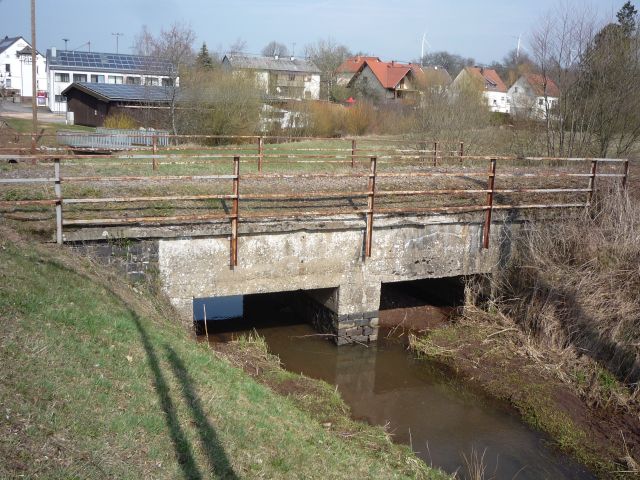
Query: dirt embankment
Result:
<box><xmin>410</xmin><ymin>307</ymin><xmax>640</xmax><ymax>478</ymax></box>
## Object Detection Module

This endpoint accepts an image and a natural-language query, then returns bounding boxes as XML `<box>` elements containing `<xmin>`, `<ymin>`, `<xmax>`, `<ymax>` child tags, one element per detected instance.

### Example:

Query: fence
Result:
<box><xmin>0</xmin><ymin>134</ymin><xmax>631</xmax><ymax>268</ymax></box>
<box><xmin>56</xmin><ymin>128</ymin><xmax>170</xmax><ymax>150</ymax></box>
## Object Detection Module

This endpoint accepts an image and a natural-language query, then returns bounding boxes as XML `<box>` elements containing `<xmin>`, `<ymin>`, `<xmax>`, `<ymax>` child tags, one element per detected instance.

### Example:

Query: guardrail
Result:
<box><xmin>55</xmin><ymin>128</ymin><xmax>170</xmax><ymax>150</ymax></box>
<box><xmin>0</xmin><ymin>137</ymin><xmax>630</xmax><ymax>268</ymax></box>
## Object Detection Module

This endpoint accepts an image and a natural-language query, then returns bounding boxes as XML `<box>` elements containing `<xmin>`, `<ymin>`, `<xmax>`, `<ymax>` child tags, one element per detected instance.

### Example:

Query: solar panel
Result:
<box><xmin>51</xmin><ymin>50</ymin><xmax>174</xmax><ymax>75</ymax></box>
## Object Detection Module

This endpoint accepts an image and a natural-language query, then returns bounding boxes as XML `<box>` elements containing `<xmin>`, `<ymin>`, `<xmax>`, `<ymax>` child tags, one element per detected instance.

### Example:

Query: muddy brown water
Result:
<box><xmin>200</xmin><ymin>294</ymin><xmax>595</xmax><ymax>479</ymax></box>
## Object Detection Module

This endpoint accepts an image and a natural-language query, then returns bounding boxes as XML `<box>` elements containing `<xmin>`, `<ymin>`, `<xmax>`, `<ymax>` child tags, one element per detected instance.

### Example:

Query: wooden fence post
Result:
<box><xmin>622</xmin><ymin>159</ymin><xmax>630</xmax><ymax>190</ymax></box>
<box><xmin>351</xmin><ymin>139</ymin><xmax>356</xmax><ymax>168</ymax></box>
<box><xmin>258</xmin><ymin>136</ymin><xmax>264</xmax><ymax>173</ymax></box>
<box><xmin>152</xmin><ymin>135</ymin><xmax>158</xmax><ymax>171</ymax></box>
<box><xmin>433</xmin><ymin>141</ymin><xmax>438</xmax><ymax>166</ymax></box>
<box><xmin>230</xmin><ymin>156</ymin><xmax>240</xmax><ymax>268</ymax></box>
<box><xmin>482</xmin><ymin>158</ymin><xmax>496</xmax><ymax>249</ymax></box>
<box><xmin>588</xmin><ymin>159</ymin><xmax>598</xmax><ymax>204</ymax></box>
<box><xmin>459</xmin><ymin>142</ymin><xmax>464</xmax><ymax>164</ymax></box>
<box><xmin>365</xmin><ymin>156</ymin><xmax>377</xmax><ymax>258</ymax></box>
<box><xmin>54</xmin><ymin>158</ymin><xmax>63</xmax><ymax>245</ymax></box>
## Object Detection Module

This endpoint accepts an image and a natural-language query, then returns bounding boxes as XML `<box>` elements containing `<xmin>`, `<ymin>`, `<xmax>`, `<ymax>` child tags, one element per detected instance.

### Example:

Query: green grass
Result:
<box><xmin>0</xmin><ymin>230</ymin><xmax>447</xmax><ymax>479</ymax></box>
<box><xmin>1</xmin><ymin>116</ymin><xmax>94</xmax><ymax>134</ymax></box>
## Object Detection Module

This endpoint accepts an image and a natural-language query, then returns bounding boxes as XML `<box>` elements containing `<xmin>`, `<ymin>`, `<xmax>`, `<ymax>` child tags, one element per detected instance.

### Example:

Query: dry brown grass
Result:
<box><xmin>492</xmin><ymin>186</ymin><xmax>640</xmax><ymax>390</ymax></box>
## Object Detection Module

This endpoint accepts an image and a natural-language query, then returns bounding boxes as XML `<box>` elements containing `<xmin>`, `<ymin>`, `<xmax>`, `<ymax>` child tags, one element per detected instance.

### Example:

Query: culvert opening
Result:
<box><xmin>379</xmin><ymin>276</ymin><xmax>472</xmax><ymax>330</ymax></box>
<box><xmin>192</xmin><ymin>288</ymin><xmax>339</xmax><ymax>341</ymax></box>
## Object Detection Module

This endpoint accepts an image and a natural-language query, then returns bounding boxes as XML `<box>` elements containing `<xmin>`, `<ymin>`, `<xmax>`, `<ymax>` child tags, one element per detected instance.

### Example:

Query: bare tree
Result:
<box><xmin>228</xmin><ymin>38</ymin><xmax>247</xmax><ymax>55</ymax></box>
<box><xmin>304</xmin><ymin>38</ymin><xmax>351</xmax><ymax>100</ymax></box>
<box><xmin>530</xmin><ymin>4</ymin><xmax>600</xmax><ymax>156</ymax></box>
<box><xmin>177</xmin><ymin>68</ymin><xmax>262</xmax><ymax>139</ymax></box>
<box><xmin>261</xmin><ymin>41</ymin><xmax>289</xmax><ymax>57</ymax></box>
<box><xmin>420</xmin><ymin>51</ymin><xmax>475</xmax><ymax>77</ymax></box>
<box><xmin>133</xmin><ymin>23</ymin><xmax>196</xmax><ymax>136</ymax></box>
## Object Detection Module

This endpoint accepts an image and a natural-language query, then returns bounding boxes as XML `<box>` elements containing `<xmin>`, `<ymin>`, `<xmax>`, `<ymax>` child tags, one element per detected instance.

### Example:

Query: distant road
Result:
<box><xmin>0</xmin><ymin>100</ymin><xmax>67</xmax><ymax>124</ymax></box>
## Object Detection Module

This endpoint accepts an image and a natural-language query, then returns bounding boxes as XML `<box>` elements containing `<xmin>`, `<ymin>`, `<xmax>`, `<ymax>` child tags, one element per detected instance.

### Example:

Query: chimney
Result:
<box><xmin>51</xmin><ymin>47</ymin><xmax>57</xmax><ymax>58</ymax></box>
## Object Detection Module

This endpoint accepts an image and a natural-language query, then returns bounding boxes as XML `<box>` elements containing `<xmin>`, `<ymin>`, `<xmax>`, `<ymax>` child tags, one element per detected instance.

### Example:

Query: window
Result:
<box><xmin>145</xmin><ymin>77</ymin><xmax>159</xmax><ymax>86</ymax></box>
<box><xmin>108</xmin><ymin>75</ymin><xmax>123</xmax><ymax>84</ymax></box>
<box><xmin>289</xmin><ymin>74</ymin><xmax>296</xmax><ymax>81</ymax></box>
<box><xmin>514</xmin><ymin>87</ymin><xmax>518</xmax><ymax>93</ymax></box>
<box><xmin>73</xmin><ymin>73</ymin><xmax>87</xmax><ymax>82</ymax></box>
<box><xmin>54</xmin><ymin>94</ymin><xmax>66</xmax><ymax>103</ymax></box>
<box><xmin>4</xmin><ymin>64</ymin><xmax>9</xmax><ymax>73</ymax></box>
<box><xmin>90</xmin><ymin>74</ymin><xmax>105</xmax><ymax>83</ymax></box>
<box><xmin>126</xmin><ymin>76</ymin><xmax>141</xmax><ymax>85</ymax></box>
<box><xmin>5</xmin><ymin>79</ymin><xmax>10</xmax><ymax>88</ymax></box>
<box><xmin>54</xmin><ymin>72</ymin><xmax>70</xmax><ymax>82</ymax></box>
<box><xmin>538</xmin><ymin>98</ymin><xmax>544</xmax><ymax>106</ymax></box>
<box><xmin>161</xmin><ymin>77</ymin><xmax>173</xmax><ymax>87</ymax></box>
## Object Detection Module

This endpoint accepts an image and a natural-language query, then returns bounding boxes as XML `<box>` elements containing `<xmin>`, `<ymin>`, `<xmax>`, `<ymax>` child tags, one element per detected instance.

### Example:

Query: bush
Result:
<box><xmin>493</xmin><ymin>187</ymin><xmax>640</xmax><ymax>387</ymax></box>
<box><xmin>103</xmin><ymin>113</ymin><xmax>138</xmax><ymax>129</ymax></box>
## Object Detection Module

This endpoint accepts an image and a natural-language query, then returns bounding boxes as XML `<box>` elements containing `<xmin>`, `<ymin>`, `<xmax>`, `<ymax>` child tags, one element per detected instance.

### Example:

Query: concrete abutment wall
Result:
<box><xmin>155</xmin><ymin>213</ymin><xmax>515</xmax><ymax>344</ymax></box>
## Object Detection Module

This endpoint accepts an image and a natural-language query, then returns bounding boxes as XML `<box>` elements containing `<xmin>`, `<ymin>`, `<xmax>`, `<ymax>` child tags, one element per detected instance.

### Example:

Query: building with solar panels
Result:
<box><xmin>46</xmin><ymin>48</ymin><xmax>176</xmax><ymax>114</ymax></box>
<box><xmin>61</xmin><ymin>82</ymin><xmax>174</xmax><ymax>127</ymax></box>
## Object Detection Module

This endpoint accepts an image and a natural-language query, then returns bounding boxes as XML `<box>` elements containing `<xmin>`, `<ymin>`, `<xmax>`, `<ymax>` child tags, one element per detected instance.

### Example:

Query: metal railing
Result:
<box><xmin>0</xmin><ymin>135</ymin><xmax>630</xmax><ymax>268</ymax></box>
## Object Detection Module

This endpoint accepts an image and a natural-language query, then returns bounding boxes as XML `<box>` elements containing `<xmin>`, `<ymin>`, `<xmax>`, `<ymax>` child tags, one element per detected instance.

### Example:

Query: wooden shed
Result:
<box><xmin>62</xmin><ymin>82</ymin><xmax>174</xmax><ymax>127</ymax></box>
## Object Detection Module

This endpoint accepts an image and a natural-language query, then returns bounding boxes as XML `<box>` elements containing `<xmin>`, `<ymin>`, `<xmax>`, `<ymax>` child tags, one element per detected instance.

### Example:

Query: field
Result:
<box><xmin>0</xmin><ymin>118</ymin><xmax>629</xmax><ymax>241</ymax></box>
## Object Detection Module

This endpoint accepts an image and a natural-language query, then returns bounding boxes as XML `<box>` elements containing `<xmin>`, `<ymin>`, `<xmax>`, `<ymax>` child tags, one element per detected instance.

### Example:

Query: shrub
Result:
<box><xmin>103</xmin><ymin>113</ymin><xmax>138</xmax><ymax>129</ymax></box>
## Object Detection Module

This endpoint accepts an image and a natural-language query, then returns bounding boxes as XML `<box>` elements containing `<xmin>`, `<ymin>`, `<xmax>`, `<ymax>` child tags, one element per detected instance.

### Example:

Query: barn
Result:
<box><xmin>61</xmin><ymin>82</ymin><xmax>174</xmax><ymax>127</ymax></box>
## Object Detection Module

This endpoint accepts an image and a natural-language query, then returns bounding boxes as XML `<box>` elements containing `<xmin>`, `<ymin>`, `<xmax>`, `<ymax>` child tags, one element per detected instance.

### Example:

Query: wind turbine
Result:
<box><xmin>421</xmin><ymin>32</ymin><xmax>431</xmax><ymax>65</ymax></box>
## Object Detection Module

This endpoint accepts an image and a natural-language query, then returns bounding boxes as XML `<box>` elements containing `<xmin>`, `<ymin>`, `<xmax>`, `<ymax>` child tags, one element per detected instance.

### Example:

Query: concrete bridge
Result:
<box><xmin>66</xmin><ymin>210</ymin><xmax>517</xmax><ymax>345</ymax></box>
<box><xmin>2</xmin><ymin>136</ymin><xmax>629</xmax><ymax>344</ymax></box>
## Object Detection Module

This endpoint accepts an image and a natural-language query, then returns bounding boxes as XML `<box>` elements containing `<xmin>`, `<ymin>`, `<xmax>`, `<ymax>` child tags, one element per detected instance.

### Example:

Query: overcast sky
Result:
<box><xmin>0</xmin><ymin>0</ymin><xmax>622</xmax><ymax>64</ymax></box>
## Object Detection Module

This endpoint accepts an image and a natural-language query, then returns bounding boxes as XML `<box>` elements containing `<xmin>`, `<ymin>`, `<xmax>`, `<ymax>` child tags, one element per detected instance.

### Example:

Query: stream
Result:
<box><xmin>199</xmin><ymin>293</ymin><xmax>595</xmax><ymax>479</ymax></box>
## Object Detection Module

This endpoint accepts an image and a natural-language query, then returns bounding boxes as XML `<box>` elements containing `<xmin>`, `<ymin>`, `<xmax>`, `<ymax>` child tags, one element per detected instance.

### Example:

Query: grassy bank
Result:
<box><xmin>0</xmin><ymin>227</ymin><xmax>446</xmax><ymax>479</ymax></box>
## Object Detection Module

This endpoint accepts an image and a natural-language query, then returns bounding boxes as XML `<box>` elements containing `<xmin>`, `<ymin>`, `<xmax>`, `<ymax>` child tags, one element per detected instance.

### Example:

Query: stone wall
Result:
<box><xmin>69</xmin><ymin>239</ymin><xmax>159</xmax><ymax>284</ymax></box>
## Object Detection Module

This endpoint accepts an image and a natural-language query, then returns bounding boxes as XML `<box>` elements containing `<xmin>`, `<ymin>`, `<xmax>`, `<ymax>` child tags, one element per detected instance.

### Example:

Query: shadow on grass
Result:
<box><xmin>165</xmin><ymin>345</ymin><xmax>239</xmax><ymax>480</ymax></box>
<box><xmin>132</xmin><ymin>314</ymin><xmax>203</xmax><ymax>480</ymax></box>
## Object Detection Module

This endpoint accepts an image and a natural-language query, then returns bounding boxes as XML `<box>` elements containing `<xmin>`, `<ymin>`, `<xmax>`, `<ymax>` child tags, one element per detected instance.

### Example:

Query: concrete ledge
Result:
<box><xmin>62</xmin><ymin>210</ymin><xmax>528</xmax><ymax>242</ymax></box>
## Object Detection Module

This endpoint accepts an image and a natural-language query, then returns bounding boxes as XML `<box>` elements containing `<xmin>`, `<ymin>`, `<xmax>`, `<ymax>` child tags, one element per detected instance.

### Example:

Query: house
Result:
<box><xmin>62</xmin><ymin>82</ymin><xmax>173</xmax><ymax>127</ymax></box>
<box><xmin>342</xmin><ymin>57</ymin><xmax>426</xmax><ymax>101</ymax></box>
<box><xmin>418</xmin><ymin>66</ymin><xmax>452</xmax><ymax>93</ymax></box>
<box><xmin>0</xmin><ymin>35</ymin><xmax>47</xmax><ymax>103</ymax></box>
<box><xmin>507</xmin><ymin>74</ymin><xmax>560</xmax><ymax>119</ymax></box>
<box><xmin>221</xmin><ymin>54</ymin><xmax>321</xmax><ymax>101</ymax></box>
<box><xmin>335</xmin><ymin>56</ymin><xmax>381</xmax><ymax>86</ymax></box>
<box><xmin>46</xmin><ymin>48</ymin><xmax>176</xmax><ymax>114</ymax></box>
<box><xmin>452</xmin><ymin>67</ymin><xmax>509</xmax><ymax>113</ymax></box>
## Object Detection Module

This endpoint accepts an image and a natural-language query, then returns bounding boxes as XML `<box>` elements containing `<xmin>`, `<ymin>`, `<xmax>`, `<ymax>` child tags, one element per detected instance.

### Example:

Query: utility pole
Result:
<box><xmin>112</xmin><ymin>33</ymin><xmax>123</xmax><ymax>53</ymax></box>
<box><xmin>31</xmin><ymin>0</ymin><xmax>37</xmax><ymax>153</ymax></box>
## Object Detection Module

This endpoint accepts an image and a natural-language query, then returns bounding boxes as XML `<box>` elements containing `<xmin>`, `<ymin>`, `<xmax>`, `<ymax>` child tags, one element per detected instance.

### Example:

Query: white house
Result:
<box><xmin>0</xmin><ymin>35</ymin><xmax>47</xmax><ymax>103</ymax></box>
<box><xmin>221</xmin><ymin>54</ymin><xmax>321</xmax><ymax>101</ymax></box>
<box><xmin>46</xmin><ymin>48</ymin><xmax>176</xmax><ymax>114</ymax></box>
<box><xmin>452</xmin><ymin>66</ymin><xmax>510</xmax><ymax>113</ymax></box>
<box><xmin>508</xmin><ymin>74</ymin><xmax>560</xmax><ymax>120</ymax></box>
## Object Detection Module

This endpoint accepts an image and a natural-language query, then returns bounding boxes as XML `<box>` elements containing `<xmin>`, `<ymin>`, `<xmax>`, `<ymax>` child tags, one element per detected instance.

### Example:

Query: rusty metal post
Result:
<box><xmin>230</xmin><ymin>156</ymin><xmax>240</xmax><ymax>268</ymax></box>
<box><xmin>433</xmin><ymin>141</ymin><xmax>438</xmax><ymax>166</ymax></box>
<box><xmin>351</xmin><ymin>139</ymin><xmax>356</xmax><ymax>168</ymax></box>
<box><xmin>622</xmin><ymin>159</ymin><xmax>630</xmax><ymax>190</ymax></box>
<box><xmin>459</xmin><ymin>142</ymin><xmax>464</xmax><ymax>164</ymax></box>
<box><xmin>587</xmin><ymin>159</ymin><xmax>598</xmax><ymax>204</ymax></box>
<box><xmin>258</xmin><ymin>136</ymin><xmax>264</xmax><ymax>173</ymax></box>
<box><xmin>482</xmin><ymin>158</ymin><xmax>497</xmax><ymax>249</ymax></box>
<box><xmin>152</xmin><ymin>135</ymin><xmax>158</xmax><ymax>171</ymax></box>
<box><xmin>54</xmin><ymin>158</ymin><xmax>63</xmax><ymax>245</ymax></box>
<box><xmin>365</xmin><ymin>156</ymin><xmax>377</xmax><ymax>258</ymax></box>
